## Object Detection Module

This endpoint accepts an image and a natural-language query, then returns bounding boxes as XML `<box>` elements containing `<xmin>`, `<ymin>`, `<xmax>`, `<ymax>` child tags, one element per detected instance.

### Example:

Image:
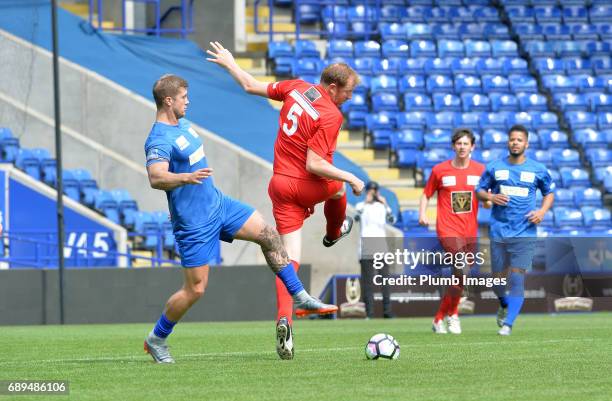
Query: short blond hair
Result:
<box><xmin>320</xmin><ymin>63</ymin><xmax>359</xmax><ymax>88</ymax></box>
<box><xmin>152</xmin><ymin>74</ymin><xmax>188</xmax><ymax>109</ymax></box>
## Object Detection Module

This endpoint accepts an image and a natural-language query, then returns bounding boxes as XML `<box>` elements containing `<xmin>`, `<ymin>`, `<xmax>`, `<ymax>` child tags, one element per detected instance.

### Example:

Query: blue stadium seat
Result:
<box><xmin>433</xmin><ymin>93</ymin><xmax>461</xmax><ymax>112</ymax></box>
<box><xmin>590</xmin><ymin>5</ymin><xmax>612</xmax><ymax>23</ymax></box>
<box><xmin>461</xmin><ymin>93</ymin><xmax>490</xmax><ymax>112</ymax></box>
<box><xmin>482</xmin><ymin>75</ymin><xmax>510</xmax><ymax>93</ymax></box>
<box><xmin>575</xmin><ymin>188</ymin><xmax>603</xmax><ymax>207</ymax></box>
<box><xmin>539</xmin><ymin>130</ymin><xmax>568</xmax><ymax>148</ymax></box>
<box><xmin>509</xmin><ymin>74</ymin><xmax>537</xmax><ymax>93</ymax></box>
<box><xmin>593</xmin><ymin>57</ymin><xmax>612</xmax><ymax>75</ymax></box>
<box><xmin>403</xmin><ymin>93</ymin><xmax>433</xmax><ymax>111</ymax></box>
<box><xmin>581</xmin><ymin>207</ymin><xmax>611</xmax><ymax>229</ymax></box>
<box><xmin>480</xmin><ymin>113</ymin><xmax>509</xmax><ymax>130</ymax></box>
<box><xmin>438</xmin><ymin>40</ymin><xmax>464</xmax><ymax>58</ymax></box>
<box><xmin>382</xmin><ymin>40</ymin><xmax>409</xmax><ymax>58</ymax></box>
<box><xmin>586</xmin><ymin>148</ymin><xmax>612</xmax><ymax>168</ymax></box>
<box><xmin>450</xmin><ymin>6</ymin><xmax>476</xmax><ymax>22</ymax></box>
<box><xmin>267</xmin><ymin>41</ymin><xmax>292</xmax><ymax>59</ymax></box>
<box><xmin>491</xmin><ymin>40</ymin><xmax>518</xmax><ymax>58</ymax></box>
<box><xmin>570</xmin><ymin>24</ymin><xmax>599</xmax><ymax>41</ymax></box>
<box><xmin>555</xmin><ymin>41</ymin><xmax>587</xmax><ymax>58</ymax></box>
<box><xmin>532</xmin><ymin>112</ymin><xmax>559</xmax><ymax>129</ymax></box>
<box><xmin>560</xmin><ymin>167</ymin><xmax>590</xmax><ymax>187</ymax></box>
<box><xmin>524</xmin><ymin>41</ymin><xmax>557</xmax><ymax>58</ymax></box>
<box><xmin>484</xmin><ymin>24</ymin><xmax>511</xmax><ymax>40</ymax></box>
<box><xmin>366</xmin><ymin>112</ymin><xmax>397</xmax><ymax>131</ymax></box>
<box><xmin>426</xmin><ymin>75</ymin><xmax>454</xmax><ymax>93</ymax></box>
<box><xmin>424</xmin><ymin>129</ymin><xmax>451</xmax><ymax>149</ymax></box>
<box><xmin>354</xmin><ymin>40</ymin><xmax>381</xmax><ymax>58</ymax></box>
<box><xmin>451</xmin><ymin>57</ymin><xmax>478</xmax><ymax>75</ymax></box>
<box><xmin>327</xmin><ymin>40</ymin><xmax>353</xmax><ymax>58</ymax></box>
<box><xmin>380</xmin><ymin>5</ymin><xmax>403</xmax><ymax>22</ymax></box>
<box><xmin>403</xmin><ymin>6</ymin><xmax>427</xmax><ymax>23</ymax></box>
<box><xmin>391</xmin><ymin>129</ymin><xmax>423</xmax><ymax>150</ymax></box>
<box><xmin>552</xmin><ymin>149</ymin><xmax>581</xmax><ymax>168</ymax></box>
<box><xmin>93</xmin><ymin>189</ymin><xmax>120</xmax><ymax>224</ymax></box>
<box><xmin>347</xmin><ymin>110</ymin><xmax>367</xmax><ymax>129</ymax></box>
<box><xmin>399</xmin><ymin>58</ymin><xmax>427</xmax><ymax>75</ymax></box>
<box><xmin>410</xmin><ymin>40</ymin><xmax>437</xmax><ymax>58</ymax></box>
<box><xmin>436</xmin><ymin>23</ymin><xmax>461</xmax><ymax>40</ymax></box>
<box><xmin>474</xmin><ymin>6</ymin><xmax>500</xmax><ymax>22</ymax></box>
<box><xmin>424</xmin><ymin>7</ymin><xmax>449</xmax><ymax>23</ymax></box>
<box><xmin>294</xmin><ymin>40</ymin><xmax>320</xmax><ymax>58</ymax></box>
<box><xmin>424</xmin><ymin>58</ymin><xmax>453</xmax><ymax>75</ymax></box>
<box><xmin>15</xmin><ymin>149</ymin><xmax>42</xmax><ymax>180</ymax></box>
<box><xmin>399</xmin><ymin>74</ymin><xmax>426</xmax><ymax>92</ymax></box>
<box><xmin>353</xmin><ymin>74</ymin><xmax>371</xmax><ymax>96</ymax></box>
<box><xmin>529</xmin><ymin>149</ymin><xmax>553</xmax><ymax>168</ymax></box>
<box><xmin>503</xmin><ymin>58</ymin><xmax>528</xmax><ymax>75</ymax></box>
<box><xmin>371</xmin><ymin>75</ymin><xmax>398</xmax><ymax>94</ymax></box>
<box><xmin>379</xmin><ymin>22</ymin><xmax>406</xmax><ymax>41</ymax></box>
<box><xmin>553</xmin><ymin>93</ymin><xmax>588</xmax><ymax>112</ymax></box>
<box><xmin>518</xmin><ymin>93</ymin><xmax>548</xmax><ymax>111</ymax></box>
<box><xmin>508</xmin><ymin>111</ymin><xmax>533</xmax><ymax>130</ymax></box>
<box><xmin>471</xmin><ymin>148</ymin><xmax>506</xmax><ymax>164</ymax></box>
<box><xmin>565</xmin><ymin>111</ymin><xmax>596</xmax><ymax>130</ymax></box>
<box><xmin>554</xmin><ymin>207</ymin><xmax>583</xmax><ymax>228</ymax></box>
<box><xmin>273</xmin><ymin>56</ymin><xmax>293</xmax><ymax>76</ymax></box>
<box><xmin>489</xmin><ymin>93</ymin><xmax>519</xmax><ymax>111</ymax></box>
<box><xmin>400</xmin><ymin>210</ymin><xmax>420</xmax><ymax>229</ymax></box>
<box><xmin>581</xmin><ymin>75</ymin><xmax>610</xmax><ymax>93</ymax></box>
<box><xmin>482</xmin><ymin>129</ymin><xmax>507</xmax><ymax>148</ymax></box>
<box><xmin>597</xmin><ymin>112</ymin><xmax>612</xmax><ymax>130</ymax></box>
<box><xmin>323</xmin><ymin>21</ymin><xmax>349</xmax><ymax>36</ymax></box>
<box><xmin>543</xmin><ymin>24</ymin><xmax>572</xmax><ymax>41</ymax></box>
<box><xmin>574</xmin><ymin>128</ymin><xmax>605</xmax><ymax>148</ymax></box>
<box><xmin>372</xmin><ymin>58</ymin><xmax>401</xmax><ymax>76</ymax></box>
<box><xmin>563</xmin><ymin>6</ymin><xmax>588</xmax><ymax>23</ymax></box>
<box><xmin>417</xmin><ymin>148</ymin><xmax>453</xmax><ymax>169</ymax></box>
<box><xmin>372</xmin><ymin>92</ymin><xmax>400</xmax><ymax>112</ymax></box>
<box><xmin>298</xmin><ymin>75</ymin><xmax>318</xmax><ymax>84</ymax></box>
<box><xmin>71</xmin><ymin>169</ymin><xmax>98</xmax><ymax>207</ymax></box>
<box><xmin>426</xmin><ymin>111</ymin><xmax>458</xmax><ymax>130</ymax></box>
<box><xmin>341</xmin><ymin>92</ymin><xmax>368</xmax><ymax>113</ymax></box>
<box><xmin>110</xmin><ymin>189</ymin><xmax>139</xmax><ymax>227</ymax></box>
<box><xmin>514</xmin><ymin>24</ymin><xmax>544</xmax><ymax>41</ymax></box>
<box><xmin>291</xmin><ymin>58</ymin><xmax>322</xmax><ymax>76</ymax></box>
<box><xmin>465</xmin><ymin>40</ymin><xmax>491</xmax><ymax>57</ymax></box>
<box><xmin>60</xmin><ymin>170</ymin><xmax>80</xmax><ymax>201</ymax></box>
<box><xmin>321</xmin><ymin>5</ymin><xmax>348</xmax><ymax>22</ymax></box>
<box><xmin>506</xmin><ymin>6</ymin><xmax>535</xmax><ymax>23</ymax></box>
<box><xmin>353</xmin><ymin>58</ymin><xmax>375</xmax><ymax>75</ymax></box>
<box><xmin>396</xmin><ymin>148</ymin><xmax>418</xmax><ymax>168</ymax></box>
<box><xmin>585</xmin><ymin>41</ymin><xmax>611</xmax><ymax>56</ymax></box>
<box><xmin>397</xmin><ymin>111</ymin><xmax>429</xmax><ymax>129</ymax></box>
<box><xmin>455</xmin><ymin>112</ymin><xmax>482</xmax><ymax>130</ymax></box>
<box><xmin>133</xmin><ymin>211</ymin><xmax>154</xmax><ymax>235</ymax></box>
<box><xmin>370</xmin><ymin>129</ymin><xmax>394</xmax><ymax>149</ymax></box>
<box><xmin>542</xmin><ymin>74</ymin><xmax>577</xmax><ymax>93</ymax></box>
<box><xmin>454</xmin><ymin>75</ymin><xmax>481</xmax><ymax>93</ymax></box>
<box><xmin>348</xmin><ymin>4</ymin><xmax>377</xmax><ymax>22</ymax></box>
<box><xmin>590</xmin><ymin>94</ymin><xmax>612</xmax><ymax>113</ymax></box>
<box><xmin>594</xmin><ymin>166</ymin><xmax>612</xmax><ymax>184</ymax></box>
<box><xmin>297</xmin><ymin>3</ymin><xmax>321</xmax><ymax>24</ymax></box>
<box><xmin>405</xmin><ymin>23</ymin><xmax>433</xmax><ymax>39</ymax></box>
<box><xmin>0</xmin><ymin>131</ymin><xmax>18</xmax><ymax>163</ymax></box>
<box><xmin>534</xmin><ymin>58</ymin><xmax>564</xmax><ymax>75</ymax></box>
<box><xmin>554</xmin><ymin>188</ymin><xmax>575</xmax><ymax>207</ymax></box>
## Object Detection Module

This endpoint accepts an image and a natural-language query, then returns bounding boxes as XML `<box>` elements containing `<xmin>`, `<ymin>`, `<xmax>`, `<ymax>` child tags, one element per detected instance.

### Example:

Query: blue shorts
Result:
<box><xmin>175</xmin><ymin>195</ymin><xmax>255</xmax><ymax>268</ymax></box>
<box><xmin>490</xmin><ymin>238</ymin><xmax>536</xmax><ymax>273</ymax></box>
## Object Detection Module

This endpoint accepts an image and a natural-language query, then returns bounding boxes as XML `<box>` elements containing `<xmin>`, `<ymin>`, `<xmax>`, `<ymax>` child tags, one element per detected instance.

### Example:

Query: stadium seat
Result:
<box><xmin>455</xmin><ymin>112</ymin><xmax>482</xmax><ymax>130</ymax></box>
<box><xmin>296</xmin><ymin>3</ymin><xmax>321</xmax><ymax>24</ymax></box>
<box><xmin>93</xmin><ymin>189</ymin><xmax>120</xmax><ymax>223</ymax></box>
<box><xmin>532</xmin><ymin>112</ymin><xmax>559</xmax><ymax>130</ymax></box>
<box><xmin>423</xmin><ymin>7</ymin><xmax>449</xmax><ymax>23</ymax></box>
<box><xmin>523</xmin><ymin>41</ymin><xmax>556</xmax><ymax>58</ymax></box>
<box><xmin>543</xmin><ymin>25</ymin><xmax>572</xmax><ymax>41</ymax></box>
<box><xmin>465</xmin><ymin>40</ymin><xmax>491</xmax><ymax>58</ymax></box>
<box><xmin>563</xmin><ymin>59</ymin><xmax>592</xmax><ymax>76</ymax></box>
<box><xmin>593</xmin><ymin>57</ymin><xmax>612</xmax><ymax>75</ymax></box>
<box><xmin>382</xmin><ymin>40</ymin><xmax>409</xmax><ymax>58</ymax></box>
<box><xmin>267</xmin><ymin>41</ymin><xmax>293</xmax><ymax>59</ymax></box>
<box><xmin>437</xmin><ymin>23</ymin><xmax>461</xmax><ymax>40</ymax></box>
<box><xmin>509</xmin><ymin>75</ymin><xmax>537</xmax><ymax>93</ymax></box>
<box><xmin>370</xmin><ymin>129</ymin><xmax>393</xmax><ymax>149</ymax></box>
<box><xmin>15</xmin><ymin>149</ymin><xmax>42</xmax><ymax>180</ymax></box>
<box><xmin>371</xmin><ymin>75</ymin><xmax>398</xmax><ymax>94</ymax></box>
<box><xmin>410</xmin><ymin>40</ymin><xmax>437</xmax><ymax>58</ymax></box>
<box><xmin>530</xmin><ymin>149</ymin><xmax>553</xmax><ymax>168</ymax></box>
<box><xmin>516</xmin><ymin>93</ymin><xmax>547</xmax><ymax>112</ymax></box>
<box><xmin>484</xmin><ymin>24</ymin><xmax>511</xmax><ymax>40</ymax></box>
<box><xmin>451</xmin><ymin>57</ymin><xmax>478</xmax><ymax>75</ymax></box>
<box><xmin>341</xmin><ymin>93</ymin><xmax>368</xmax><ymax>113</ymax></box>
<box><xmin>321</xmin><ymin>5</ymin><xmax>348</xmax><ymax>22</ymax></box>
<box><xmin>424</xmin><ymin>129</ymin><xmax>451</xmax><ymax>149</ymax></box>
<box><xmin>323</xmin><ymin>21</ymin><xmax>349</xmax><ymax>36</ymax></box>
<box><xmin>294</xmin><ymin>40</ymin><xmax>319</xmax><ymax>58</ymax></box>
<box><xmin>474</xmin><ymin>7</ymin><xmax>500</xmax><ymax>22</ymax></box>
<box><xmin>581</xmin><ymin>207</ymin><xmax>611</xmax><ymax>229</ymax></box>
<box><xmin>433</xmin><ymin>93</ymin><xmax>461</xmax><ymax>112</ymax></box>
<box><xmin>110</xmin><ymin>189</ymin><xmax>139</xmax><ymax>227</ymax></box>
<box><xmin>489</xmin><ymin>93</ymin><xmax>519</xmax><ymax>112</ymax></box>
<box><xmin>553</xmin><ymin>93</ymin><xmax>588</xmax><ymax>112</ymax></box>
<box><xmin>586</xmin><ymin>148</ymin><xmax>612</xmax><ymax>168</ymax></box>
<box><xmin>426</xmin><ymin>75</ymin><xmax>454</xmax><ymax>93</ymax></box>
<box><xmin>71</xmin><ymin>169</ymin><xmax>98</xmax><ymax>207</ymax></box>
<box><xmin>437</xmin><ymin>40</ymin><xmax>464</xmax><ymax>58</ymax></box>
<box><xmin>480</xmin><ymin>112</ymin><xmax>509</xmax><ymax>130</ymax></box>
<box><xmin>400</xmin><ymin>209</ymin><xmax>420</xmax><ymax>229</ymax></box>
<box><xmin>454</xmin><ymin>75</ymin><xmax>481</xmax><ymax>93</ymax></box>
<box><xmin>353</xmin><ymin>58</ymin><xmax>375</xmax><ymax>75</ymax></box>
<box><xmin>589</xmin><ymin>94</ymin><xmax>612</xmax><ymax>113</ymax></box>
<box><xmin>575</xmin><ymin>188</ymin><xmax>603</xmax><ymax>207</ymax></box>
<box><xmin>574</xmin><ymin>128</ymin><xmax>606</xmax><ymax>148</ymax></box>
<box><xmin>273</xmin><ymin>57</ymin><xmax>293</xmax><ymax>76</ymax></box>
<box><xmin>380</xmin><ymin>22</ymin><xmax>407</xmax><ymax>41</ymax></box>
<box><xmin>570</xmin><ymin>24</ymin><xmax>599</xmax><ymax>41</ymax></box>
<box><xmin>585</xmin><ymin>41</ymin><xmax>611</xmax><ymax>57</ymax></box>
<box><xmin>366</xmin><ymin>112</ymin><xmax>396</xmax><ymax>131</ymax></box>
<box><xmin>372</xmin><ymin>58</ymin><xmax>401</xmax><ymax>76</ymax></box>
<box><xmin>398</xmin><ymin>58</ymin><xmax>427</xmax><ymax>75</ymax></box>
<box><xmin>563</xmin><ymin>6</ymin><xmax>588</xmax><ymax>23</ymax></box>
<box><xmin>534</xmin><ymin>58</ymin><xmax>564</xmax><ymax>75</ymax></box>
<box><xmin>506</xmin><ymin>6</ymin><xmax>535</xmax><ymax>23</ymax></box>
<box><xmin>553</xmin><ymin>207</ymin><xmax>583</xmax><ymax>228</ymax></box>
<box><xmin>424</xmin><ymin>58</ymin><xmax>453</xmax><ymax>75</ymax></box>
<box><xmin>594</xmin><ymin>166</ymin><xmax>612</xmax><ymax>184</ymax></box>
<box><xmin>482</xmin><ymin>75</ymin><xmax>510</xmax><ymax>93</ymax></box>
<box><xmin>348</xmin><ymin>5</ymin><xmax>377</xmax><ymax>22</ymax></box>
<box><xmin>508</xmin><ymin>112</ymin><xmax>533</xmax><ymax>130</ymax></box>
<box><xmin>461</xmin><ymin>93</ymin><xmax>490</xmax><ymax>112</ymax></box>
<box><xmin>399</xmin><ymin>74</ymin><xmax>426</xmax><ymax>92</ymax></box>
<box><xmin>539</xmin><ymin>130</ymin><xmax>569</xmax><ymax>148</ymax></box>
<box><xmin>482</xmin><ymin>129</ymin><xmax>507</xmax><ymax>148</ymax></box>
<box><xmin>514</xmin><ymin>24</ymin><xmax>544</xmax><ymax>41</ymax></box>
<box><xmin>395</xmin><ymin>148</ymin><xmax>417</xmax><ymax>168</ymax></box>
<box><xmin>565</xmin><ymin>111</ymin><xmax>596</xmax><ymax>130</ymax></box>
<box><xmin>426</xmin><ymin>111</ymin><xmax>458</xmax><ymax>130</ymax></box>
<box><xmin>391</xmin><ymin>129</ymin><xmax>423</xmax><ymax>150</ymax></box>
<box><xmin>291</xmin><ymin>58</ymin><xmax>322</xmax><ymax>76</ymax></box>
<box><xmin>417</xmin><ymin>148</ymin><xmax>452</xmax><ymax>169</ymax></box>
<box><xmin>347</xmin><ymin>110</ymin><xmax>367</xmax><ymax>129</ymax></box>
<box><xmin>405</xmin><ymin>23</ymin><xmax>433</xmax><ymax>39</ymax></box>
<box><xmin>379</xmin><ymin>5</ymin><xmax>403</xmax><ymax>22</ymax></box>
<box><xmin>503</xmin><ymin>58</ymin><xmax>528</xmax><ymax>75</ymax></box>
<box><xmin>327</xmin><ymin>40</ymin><xmax>353</xmax><ymax>59</ymax></box>
<box><xmin>471</xmin><ymin>148</ymin><xmax>505</xmax><ymax>164</ymax></box>
<box><xmin>552</xmin><ymin>149</ymin><xmax>581</xmax><ymax>168</ymax></box>
<box><xmin>491</xmin><ymin>40</ymin><xmax>518</xmax><ymax>57</ymax></box>
<box><xmin>560</xmin><ymin>167</ymin><xmax>590</xmax><ymax>187</ymax></box>
<box><xmin>354</xmin><ymin>40</ymin><xmax>381</xmax><ymax>58</ymax></box>
<box><xmin>403</xmin><ymin>93</ymin><xmax>432</xmax><ymax>111</ymax></box>
<box><xmin>598</xmin><ymin>112</ymin><xmax>612</xmax><ymax>130</ymax></box>
<box><xmin>554</xmin><ymin>188</ymin><xmax>575</xmax><ymax>207</ymax></box>
<box><xmin>590</xmin><ymin>5</ymin><xmax>612</xmax><ymax>23</ymax></box>
<box><xmin>372</xmin><ymin>92</ymin><xmax>400</xmax><ymax>112</ymax></box>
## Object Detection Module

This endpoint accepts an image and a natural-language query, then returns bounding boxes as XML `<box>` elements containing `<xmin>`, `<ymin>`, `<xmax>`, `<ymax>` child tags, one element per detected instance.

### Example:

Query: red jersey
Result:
<box><xmin>267</xmin><ymin>80</ymin><xmax>343</xmax><ymax>181</ymax></box>
<box><xmin>423</xmin><ymin>159</ymin><xmax>485</xmax><ymax>238</ymax></box>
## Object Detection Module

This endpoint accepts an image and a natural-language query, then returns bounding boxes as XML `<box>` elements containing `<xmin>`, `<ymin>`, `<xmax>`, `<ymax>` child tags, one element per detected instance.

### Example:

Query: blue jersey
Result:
<box><xmin>477</xmin><ymin>157</ymin><xmax>554</xmax><ymax>239</ymax></box>
<box><xmin>144</xmin><ymin>119</ymin><xmax>222</xmax><ymax>235</ymax></box>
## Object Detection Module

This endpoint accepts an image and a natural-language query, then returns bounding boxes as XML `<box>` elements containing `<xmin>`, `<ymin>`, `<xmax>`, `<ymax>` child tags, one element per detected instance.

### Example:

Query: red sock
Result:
<box><xmin>434</xmin><ymin>292</ymin><xmax>452</xmax><ymax>322</ymax></box>
<box><xmin>447</xmin><ymin>283</ymin><xmax>464</xmax><ymax>317</ymax></box>
<box><xmin>324</xmin><ymin>193</ymin><xmax>347</xmax><ymax>240</ymax></box>
<box><xmin>276</xmin><ymin>260</ymin><xmax>299</xmax><ymax>325</ymax></box>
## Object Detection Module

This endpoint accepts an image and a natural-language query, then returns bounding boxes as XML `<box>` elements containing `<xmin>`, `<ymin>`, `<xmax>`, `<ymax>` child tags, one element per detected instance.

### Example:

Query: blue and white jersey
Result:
<box><xmin>477</xmin><ymin>157</ymin><xmax>554</xmax><ymax>239</ymax></box>
<box><xmin>144</xmin><ymin>119</ymin><xmax>222</xmax><ymax>234</ymax></box>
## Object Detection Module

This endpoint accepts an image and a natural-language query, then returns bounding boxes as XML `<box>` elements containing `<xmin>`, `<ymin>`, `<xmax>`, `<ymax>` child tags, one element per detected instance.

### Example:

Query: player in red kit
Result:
<box><xmin>418</xmin><ymin>128</ymin><xmax>490</xmax><ymax>334</ymax></box>
<box><xmin>207</xmin><ymin>42</ymin><xmax>364</xmax><ymax>359</ymax></box>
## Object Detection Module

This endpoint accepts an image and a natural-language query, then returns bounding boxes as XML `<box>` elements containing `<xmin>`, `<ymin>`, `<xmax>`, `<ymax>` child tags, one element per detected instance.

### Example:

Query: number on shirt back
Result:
<box><xmin>282</xmin><ymin>103</ymin><xmax>303</xmax><ymax>136</ymax></box>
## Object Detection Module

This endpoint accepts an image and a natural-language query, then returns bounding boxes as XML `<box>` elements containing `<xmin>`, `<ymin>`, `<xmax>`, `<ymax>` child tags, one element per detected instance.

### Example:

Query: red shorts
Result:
<box><xmin>268</xmin><ymin>174</ymin><xmax>343</xmax><ymax>235</ymax></box>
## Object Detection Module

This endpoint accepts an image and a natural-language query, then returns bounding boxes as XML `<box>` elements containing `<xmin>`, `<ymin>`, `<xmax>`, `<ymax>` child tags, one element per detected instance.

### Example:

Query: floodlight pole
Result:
<box><xmin>51</xmin><ymin>0</ymin><xmax>66</xmax><ymax>325</ymax></box>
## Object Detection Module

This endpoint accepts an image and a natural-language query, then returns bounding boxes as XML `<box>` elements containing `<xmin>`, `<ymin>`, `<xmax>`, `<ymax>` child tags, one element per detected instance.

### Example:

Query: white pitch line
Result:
<box><xmin>0</xmin><ymin>338</ymin><xmax>596</xmax><ymax>366</ymax></box>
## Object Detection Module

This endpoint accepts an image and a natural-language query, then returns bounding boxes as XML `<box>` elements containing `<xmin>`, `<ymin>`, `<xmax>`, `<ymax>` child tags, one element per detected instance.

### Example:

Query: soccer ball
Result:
<box><xmin>365</xmin><ymin>333</ymin><xmax>400</xmax><ymax>360</ymax></box>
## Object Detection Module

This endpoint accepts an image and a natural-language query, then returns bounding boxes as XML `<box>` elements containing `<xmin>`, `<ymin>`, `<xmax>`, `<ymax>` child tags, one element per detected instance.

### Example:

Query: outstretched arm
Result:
<box><xmin>206</xmin><ymin>41</ymin><xmax>269</xmax><ymax>97</ymax></box>
<box><xmin>147</xmin><ymin>162</ymin><xmax>213</xmax><ymax>191</ymax></box>
<box><xmin>306</xmin><ymin>149</ymin><xmax>364</xmax><ymax>195</ymax></box>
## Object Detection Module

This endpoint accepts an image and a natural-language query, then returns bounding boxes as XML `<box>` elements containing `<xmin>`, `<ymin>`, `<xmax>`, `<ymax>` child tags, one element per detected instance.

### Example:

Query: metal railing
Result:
<box><xmin>88</xmin><ymin>0</ymin><xmax>194</xmax><ymax>38</ymax></box>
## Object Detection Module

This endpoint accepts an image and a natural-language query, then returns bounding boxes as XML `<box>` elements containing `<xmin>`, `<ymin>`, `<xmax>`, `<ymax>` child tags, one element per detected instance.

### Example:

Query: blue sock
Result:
<box><xmin>153</xmin><ymin>313</ymin><xmax>177</xmax><ymax>339</ymax></box>
<box><xmin>504</xmin><ymin>272</ymin><xmax>525</xmax><ymax>327</ymax></box>
<box><xmin>277</xmin><ymin>262</ymin><xmax>304</xmax><ymax>295</ymax></box>
<box><xmin>492</xmin><ymin>281</ymin><xmax>508</xmax><ymax>308</ymax></box>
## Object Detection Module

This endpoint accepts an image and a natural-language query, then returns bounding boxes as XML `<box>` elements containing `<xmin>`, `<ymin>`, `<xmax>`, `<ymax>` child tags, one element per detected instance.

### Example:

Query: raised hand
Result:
<box><xmin>206</xmin><ymin>41</ymin><xmax>236</xmax><ymax>70</ymax></box>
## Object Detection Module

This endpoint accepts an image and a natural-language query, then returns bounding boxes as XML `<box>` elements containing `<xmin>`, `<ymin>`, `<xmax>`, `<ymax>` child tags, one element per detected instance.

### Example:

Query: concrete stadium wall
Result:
<box><xmin>0</xmin><ymin>266</ymin><xmax>309</xmax><ymax>325</ymax></box>
<box><xmin>0</xmin><ymin>29</ymin><xmax>401</xmax><ymax>294</ymax></box>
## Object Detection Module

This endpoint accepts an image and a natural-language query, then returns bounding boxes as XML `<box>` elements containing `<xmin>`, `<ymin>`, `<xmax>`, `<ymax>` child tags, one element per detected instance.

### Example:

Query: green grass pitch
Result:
<box><xmin>1</xmin><ymin>313</ymin><xmax>611</xmax><ymax>401</ymax></box>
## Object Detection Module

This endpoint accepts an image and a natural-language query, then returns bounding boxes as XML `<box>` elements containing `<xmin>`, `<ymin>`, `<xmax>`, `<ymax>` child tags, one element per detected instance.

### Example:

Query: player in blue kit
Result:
<box><xmin>143</xmin><ymin>74</ymin><xmax>337</xmax><ymax>363</ymax></box>
<box><xmin>476</xmin><ymin>125</ymin><xmax>555</xmax><ymax>336</ymax></box>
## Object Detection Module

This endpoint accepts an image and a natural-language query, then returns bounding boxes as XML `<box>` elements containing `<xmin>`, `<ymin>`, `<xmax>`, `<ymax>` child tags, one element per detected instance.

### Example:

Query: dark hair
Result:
<box><xmin>153</xmin><ymin>74</ymin><xmax>188</xmax><ymax>109</ymax></box>
<box><xmin>508</xmin><ymin>124</ymin><xmax>529</xmax><ymax>139</ymax></box>
<box><xmin>451</xmin><ymin>128</ymin><xmax>476</xmax><ymax>145</ymax></box>
<box><xmin>320</xmin><ymin>63</ymin><xmax>359</xmax><ymax>88</ymax></box>
<box><xmin>366</xmin><ymin>181</ymin><xmax>379</xmax><ymax>191</ymax></box>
